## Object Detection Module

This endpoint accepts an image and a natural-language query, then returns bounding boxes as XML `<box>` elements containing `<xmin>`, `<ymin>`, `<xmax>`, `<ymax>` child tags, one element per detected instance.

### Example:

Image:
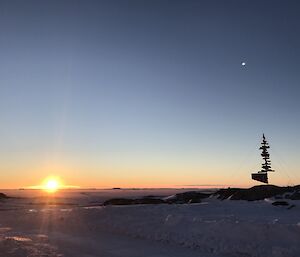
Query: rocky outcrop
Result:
<box><xmin>214</xmin><ymin>185</ymin><xmax>299</xmax><ymax>201</ymax></box>
<box><xmin>230</xmin><ymin>185</ymin><xmax>293</xmax><ymax>201</ymax></box>
<box><xmin>165</xmin><ymin>191</ymin><xmax>211</xmax><ymax>204</ymax></box>
<box><xmin>103</xmin><ymin>186</ymin><xmax>300</xmax><ymax>205</ymax></box>
<box><xmin>103</xmin><ymin>198</ymin><xmax>135</xmax><ymax>205</ymax></box>
<box><xmin>0</xmin><ymin>193</ymin><xmax>8</xmax><ymax>199</ymax></box>
<box><xmin>286</xmin><ymin>190</ymin><xmax>300</xmax><ymax>200</ymax></box>
<box><xmin>103</xmin><ymin>191</ymin><xmax>211</xmax><ymax>206</ymax></box>
<box><xmin>214</xmin><ymin>188</ymin><xmax>242</xmax><ymax>200</ymax></box>
<box><xmin>103</xmin><ymin>198</ymin><xmax>165</xmax><ymax>206</ymax></box>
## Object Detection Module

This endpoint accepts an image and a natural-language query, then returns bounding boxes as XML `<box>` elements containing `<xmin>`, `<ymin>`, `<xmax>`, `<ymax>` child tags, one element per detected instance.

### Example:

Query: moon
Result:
<box><xmin>241</xmin><ymin>61</ymin><xmax>246</xmax><ymax>66</ymax></box>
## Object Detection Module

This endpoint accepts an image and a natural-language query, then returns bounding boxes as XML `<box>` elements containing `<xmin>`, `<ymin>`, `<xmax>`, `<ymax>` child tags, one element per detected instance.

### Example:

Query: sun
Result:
<box><xmin>43</xmin><ymin>177</ymin><xmax>61</xmax><ymax>193</ymax></box>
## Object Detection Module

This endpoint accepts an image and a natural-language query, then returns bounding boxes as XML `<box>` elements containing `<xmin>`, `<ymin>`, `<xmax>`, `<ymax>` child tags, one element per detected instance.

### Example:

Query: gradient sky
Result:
<box><xmin>1</xmin><ymin>0</ymin><xmax>300</xmax><ymax>188</ymax></box>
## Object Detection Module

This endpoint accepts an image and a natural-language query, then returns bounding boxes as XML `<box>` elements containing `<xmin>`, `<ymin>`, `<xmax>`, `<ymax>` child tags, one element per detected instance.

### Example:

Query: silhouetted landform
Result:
<box><xmin>142</xmin><ymin>195</ymin><xmax>165</xmax><ymax>199</ymax></box>
<box><xmin>103</xmin><ymin>198</ymin><xmax>165</xmax><ymax>206</ymax></box>
<box><xmin>103</xmin><ymin>185</ymin><xmax>300</xmax><ymax>206</ymax></box>
<box><xmin>288</xmin><ymin>189</ymin><xmax>300</xmax><ymax>200</ymax></box>
<box><xmin>0</xmin><ymin>193</ymin><xmax>8</xmax><ymax>199</ymax></box>
<box><xmin>215</xmin><ymin>185</ymin><xmax>300</xmax><ymax>201</ymax></box>
<box><xmin>104</xmin><ymin>191</ymin><xmax>211</xmax><ymax>206</ymax></box>
<box><xmin>213</xmin><ymin>188</ymin><xmax>241</xmax><ymax>200</ymax></box>
<box><xmin>112</xmin><ymin>187</ymin><xmax>121</xmax><ymax>190</ymax></box>
<box><xmin>165</xmin><ymin>191</ymin><xmax>211</xmax><ymax>204</ymax></box>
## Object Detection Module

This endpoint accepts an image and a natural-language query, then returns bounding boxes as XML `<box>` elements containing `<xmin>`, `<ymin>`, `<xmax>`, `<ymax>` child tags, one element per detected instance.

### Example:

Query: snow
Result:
<box><xmin>1</xmin><ymin>189</ymin><xmax>300</xmax><ymax>257</ymax></box>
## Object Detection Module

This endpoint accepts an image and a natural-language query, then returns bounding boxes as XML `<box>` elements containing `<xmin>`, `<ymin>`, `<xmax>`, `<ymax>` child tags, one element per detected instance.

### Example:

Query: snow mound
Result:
<box><xmin>88</xmin><ymin>201</ymin><xmax>300</xmax><ymax>257</ymax></box>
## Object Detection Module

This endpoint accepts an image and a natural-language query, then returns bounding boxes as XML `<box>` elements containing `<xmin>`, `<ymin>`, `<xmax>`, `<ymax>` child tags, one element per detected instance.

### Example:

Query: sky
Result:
<box><xmin>0</xmin><ymin>0</ymin><xmax>300</xmax><ymax>189</ymax></box>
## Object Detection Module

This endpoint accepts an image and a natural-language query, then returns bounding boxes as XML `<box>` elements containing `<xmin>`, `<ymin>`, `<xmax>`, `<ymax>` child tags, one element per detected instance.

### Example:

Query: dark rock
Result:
<box><xmin>284</xmin><ymin>194</ymin><xmax>292</xmax><ymax>199</ymax></box>
<box><xmin>103</xmin><ymin>198</ymin><xmax>135</xmax><ymax>206</ymax></box>
<box><xmin>187</xmin><ymin>198</ymin><xmax>202</xmax><ymax>204</ymax></box>
<box><xmin>0</xmin><ymin>193</ymin><xmax>8</xmax><ymax>199</ymax></box>
<box><xmin>288</xmin><ymin>191</ymin><xmax>300</xmax><ymax>200</ymax></box>
<box><xmin>214</xmin><ymin>188</ymin><xmax>242</xmax><ymax>200</ymax></box>
<box><xmin>102</xmin><ymin>185</ymin><xmax>300</xmax><ymax>205</ymax></box>
<box><xmin>133</xmin><ymin>198</ymin><xmax>165</xmax><ymax>205</ymax></box>
<box><xmin>293</xmin><ymin>185</ymin><xmax>300</xmax><ymax>191</ymax></box>
<box><xmin>166</xmin><ymin>191</ymin><xmax>211</xmax><ymax>204</ymax></box>
<box><xmin>142</xmin><ymin>195</ymin><xmax>163</xmax><ymax>199</ymax></box>
<box><xmin>272</xmin><ymin>201</ymin><xmax>289</xmax><ymax>206</ymax></box>
<box><xmin>214</xmin><ymin>185</ymin><xmax>297</xmax><ymax>201</ymax></box>
<box><xmin>103</xmin><ymin>198</ymin><xmax>165</xmax><ymax>206</ymax></box>
<box><xmin>274</xmin><ymin>195</ymin><xmax>283</xmax><ymax>199</ymax></box>
<box><xmin>230</xmin><ymin>185</ymin><xmax>292</xmax><ymax>201</ymax></box>
<box><xmin>214</xmin><ymin>185</ymin><xmax>300</xmax><ymax>201</ymax></box>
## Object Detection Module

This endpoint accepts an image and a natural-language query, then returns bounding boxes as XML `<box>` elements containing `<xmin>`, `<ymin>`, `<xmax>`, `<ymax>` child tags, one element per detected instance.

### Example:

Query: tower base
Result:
<box><xmin>251</xmin><ymin>172</ymin><xmax>268</xmax><ymax>184</ymax></box>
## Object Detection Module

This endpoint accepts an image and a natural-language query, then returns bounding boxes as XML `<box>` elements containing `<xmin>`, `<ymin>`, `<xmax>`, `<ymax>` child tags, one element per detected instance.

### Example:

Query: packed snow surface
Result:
<box><xmin>0</xmin><ymin>189</ymin><xmax>300</xmax><ymax>257</ymax></box>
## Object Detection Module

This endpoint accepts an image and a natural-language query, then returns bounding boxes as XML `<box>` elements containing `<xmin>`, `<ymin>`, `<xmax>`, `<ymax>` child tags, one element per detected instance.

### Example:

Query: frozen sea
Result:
<box><xmin>0</xmin><ymin>189</ymin><xmax>300</xmax><ymax>257</ymax></box>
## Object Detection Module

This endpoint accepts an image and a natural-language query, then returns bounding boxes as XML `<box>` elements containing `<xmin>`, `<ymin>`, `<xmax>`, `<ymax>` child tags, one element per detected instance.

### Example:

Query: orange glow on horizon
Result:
<box><xmin>22</xmin><ymin>176</ymin><xmax>81</xmax><ymax>192</ymax></box>
<box><xmin>42</xmin><ymin>176</ymin><xmax>62</xmax><ymax>193</ymax></box>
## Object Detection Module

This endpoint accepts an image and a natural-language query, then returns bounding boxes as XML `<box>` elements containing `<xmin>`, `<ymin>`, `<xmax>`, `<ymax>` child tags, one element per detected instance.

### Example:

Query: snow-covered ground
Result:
<box><xmin>0</xmin><ymin>189</ymin><xmax>300</xmax><ymax>257</ymax></box>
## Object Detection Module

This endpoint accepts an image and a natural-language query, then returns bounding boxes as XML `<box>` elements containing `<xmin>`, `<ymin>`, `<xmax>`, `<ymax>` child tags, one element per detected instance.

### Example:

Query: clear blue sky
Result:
<box><xmin>0</xmin><ymin>0</ymin><xmax>300</xmax><ymax>188</ymax></box>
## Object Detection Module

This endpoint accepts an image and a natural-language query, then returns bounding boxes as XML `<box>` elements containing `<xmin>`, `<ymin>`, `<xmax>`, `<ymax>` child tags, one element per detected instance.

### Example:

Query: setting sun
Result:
<box><xmin>43</xmin><ymin>177</ymin><xmax>61</xmax><ymax>193</ymax></box>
